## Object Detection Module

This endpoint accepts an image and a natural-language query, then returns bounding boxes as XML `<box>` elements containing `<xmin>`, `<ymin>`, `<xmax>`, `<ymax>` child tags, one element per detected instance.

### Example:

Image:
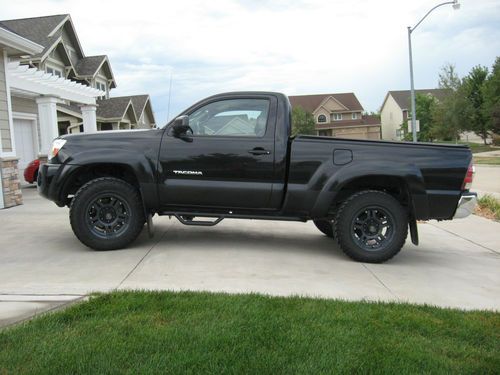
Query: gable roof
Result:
<box><xmin>75</xmin><ymin>55</ymin><xmax>116</xmax><ymax>88</ymax></box>
<box><xmin>289</xmin><ymin>93</ymin><xmax>364</xmax><ymax>113</ymax></box>
<box><xmin>129</xmin><ymin>95</ymin><xmax>149</xmax><ymax>116</ymax></box>
<box><xmin>96</xmin><ymin>97</ymin><xmax>136</xmax><ymax>121</ymax></box>
<box><xmin>0</xmin><ymin>14</ymin><xmax>84</xmax><ymax>60</ymax></box>
<box><xmin>0</xmin><ymin>14</ymin><xmax>67</xmax><ymax>48</ymax></box>
<box><xmin>0</xmin><ymin>23</ymin><xmax>44</xmax><ymax>55</ymax></box>
<box><xmin>383</xmin><ymin>89</ymin><xmax>449</xmax><ymax>111</ymax></box>
<box><xmin>75</xmin><ymin>55</ymin><xmax>106</xmax><ymax>76</ymax></box>
<box><xmin>126</xmin><ymin>95</ymin><xmax>155</xmax><ymax>124</ymax></box>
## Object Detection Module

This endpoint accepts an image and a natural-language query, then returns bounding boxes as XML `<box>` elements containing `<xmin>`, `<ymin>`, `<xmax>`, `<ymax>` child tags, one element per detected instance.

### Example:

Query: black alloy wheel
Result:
<box><xmin>70</xmin><ymin>177</ymin><xmax>145</xmax><ymax>250</ymax></box>
<box><xmin>336</xmin><ymin>190</ymin><xmax>408</xmax><ymax>263</ymax></box>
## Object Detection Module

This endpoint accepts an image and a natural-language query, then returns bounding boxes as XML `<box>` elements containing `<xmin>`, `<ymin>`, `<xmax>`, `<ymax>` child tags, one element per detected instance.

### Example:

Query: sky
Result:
<box><xmin>2</xmin><ymin>0</ymin><xmax>500</xmax><ymax>125</ymax></box>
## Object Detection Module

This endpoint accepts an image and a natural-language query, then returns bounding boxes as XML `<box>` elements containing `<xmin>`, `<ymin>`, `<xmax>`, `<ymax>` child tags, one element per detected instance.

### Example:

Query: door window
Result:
<box><xmin>188</xmin><ymin>99</ymin><xmax>269</xmax><ymax>137</ymax></box>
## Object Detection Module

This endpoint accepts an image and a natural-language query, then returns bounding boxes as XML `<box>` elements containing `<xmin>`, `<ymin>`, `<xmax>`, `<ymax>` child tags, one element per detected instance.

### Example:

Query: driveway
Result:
<box><xmin>1</xmin><ymin>187</ymin><xmax>499</xmax><ymax>326</ymax></box>
<box><xmin>474</xmin><ymin>164</ymin><xmax>500</xmax><ymax>199</ymax></box>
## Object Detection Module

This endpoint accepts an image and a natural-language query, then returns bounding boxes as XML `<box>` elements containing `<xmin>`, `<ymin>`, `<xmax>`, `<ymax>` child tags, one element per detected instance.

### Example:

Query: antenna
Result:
<box><xmin>166</xmin><ymin>69</ymin><xmax>173</xmax><ymax>122</ymax></box>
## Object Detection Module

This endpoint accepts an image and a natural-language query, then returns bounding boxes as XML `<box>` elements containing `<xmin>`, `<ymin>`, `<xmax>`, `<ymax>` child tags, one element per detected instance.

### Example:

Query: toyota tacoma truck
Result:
<box><xmin>38</xmin><ymin>92</ymin><xmax>477</xmax><ymax>263</ymax></box>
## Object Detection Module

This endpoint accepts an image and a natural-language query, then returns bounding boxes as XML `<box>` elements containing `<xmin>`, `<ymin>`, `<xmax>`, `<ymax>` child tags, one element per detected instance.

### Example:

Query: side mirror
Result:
<box><xmin>172</xmin><ymin>115</ymin><xmax>191</xmax><ymax>136</ymax></box>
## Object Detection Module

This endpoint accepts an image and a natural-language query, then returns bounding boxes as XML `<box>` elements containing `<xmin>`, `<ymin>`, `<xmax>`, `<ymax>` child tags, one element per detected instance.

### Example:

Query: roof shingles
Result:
<box><xmin>387</xmin><ymin>89</ymin><xmax>449</xmax><ymax>110</ymax></box>
<box><xmin>96</xmin><ymin>97</ymin><xmax>133</xmax><ymax>119</ymax></box>
<box><xmin>0</xmin><ymin>14</ymin><xmax>68</xmax><ymax>58</ymax></box>
<box><xmin>75</xmin><ymin>55</ymin><xmax>106</xmax><ymax>76</ymax></box>
<box><xmin>289</xmin><ymin>93</ymin><xmax>364</xmax><ymax>113</ymax></box>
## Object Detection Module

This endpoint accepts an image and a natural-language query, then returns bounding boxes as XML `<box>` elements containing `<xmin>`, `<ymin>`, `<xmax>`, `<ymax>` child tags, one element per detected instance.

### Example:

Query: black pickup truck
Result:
<box><xmin>38</xmin><ymin>92</ymin><xmax>476</xmax><ymax>263</ymax></box>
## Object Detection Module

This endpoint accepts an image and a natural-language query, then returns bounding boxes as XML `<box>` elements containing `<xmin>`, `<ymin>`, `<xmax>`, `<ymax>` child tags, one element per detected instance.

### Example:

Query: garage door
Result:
<box><xmin>13</xmin><ymin>119</ymin><xmax>36</xmax><ymax>184</ymax></box>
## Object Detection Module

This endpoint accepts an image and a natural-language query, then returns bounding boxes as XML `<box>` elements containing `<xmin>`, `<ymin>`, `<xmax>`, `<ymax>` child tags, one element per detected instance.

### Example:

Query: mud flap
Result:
<box><xmin>409</xmin><ymin>218</ymin><xmax>418</xmax><ymax>246</ymax></box>
<box><xmin>147</xmin><ymin>213</ymin><xmax>154</xmax><ymax>238</ymax></box>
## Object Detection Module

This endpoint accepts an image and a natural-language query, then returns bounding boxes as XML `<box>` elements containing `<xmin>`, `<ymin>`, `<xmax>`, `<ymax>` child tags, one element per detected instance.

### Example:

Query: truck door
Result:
<box><xmin>158</xmin><ymin>95</ymin><xmax>278</xmax><ymax>210</ymax></box>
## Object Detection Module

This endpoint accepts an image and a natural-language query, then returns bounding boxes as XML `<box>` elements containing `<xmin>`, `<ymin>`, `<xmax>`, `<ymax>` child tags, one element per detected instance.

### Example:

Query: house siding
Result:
<box><xmin>381</xmin><ymin>94</ymin><xmax>404</xmax><ymax>141</ymax></box>
<box><xmin>0</xmin><ymin>53</ymin><xmax>12</xmax><ymax>152</ymax></box>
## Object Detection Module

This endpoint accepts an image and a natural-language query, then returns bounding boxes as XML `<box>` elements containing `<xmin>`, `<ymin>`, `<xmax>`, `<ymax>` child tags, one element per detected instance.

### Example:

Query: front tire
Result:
<box><xmin>335</xmin><ymin>190</ymin><xmax>408</xmax><ymax>263</ymax></box>
<box><xmin>69</xmin><ymin>177</ymin><xmax>145</xmax><ymax>250</ymax></box>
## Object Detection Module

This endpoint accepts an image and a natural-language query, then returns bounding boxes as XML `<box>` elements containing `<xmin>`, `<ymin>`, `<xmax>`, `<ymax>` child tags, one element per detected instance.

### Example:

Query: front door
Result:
<box><xmin>158</xmin><ymin>96</ymin><xmax>278</xmax><ymax>210</ymax></box>
<box><xmin>13</xmin><ymin>118</ymin><xmax>36</xmax><ymax>184</ymax></box>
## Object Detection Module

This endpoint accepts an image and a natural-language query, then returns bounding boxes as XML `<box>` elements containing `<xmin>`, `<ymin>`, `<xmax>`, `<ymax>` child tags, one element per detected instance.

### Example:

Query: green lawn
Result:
<box><xmin>1</xmin><ymin>291</ymin><xmax>499</xmax><ymax>374</ymax></box>
<box><xmin>436</xmin><ymin>141</ymin><xmax>497</xmax><ymax>154</ymax></box>
<box><xmin>474</xmin><ymin>156</ymin><xmax>500</xmax><ymax>165</ymax></box>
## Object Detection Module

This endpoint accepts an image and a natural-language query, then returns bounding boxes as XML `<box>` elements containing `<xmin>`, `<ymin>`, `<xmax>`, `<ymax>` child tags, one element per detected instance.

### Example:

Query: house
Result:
<box><xmin>0</xmin><ymin>21</ymin><xmax>103</xmax><ymax>209</ymax></box>
<box><xmin>0</xmin><ymin>14</ymin><xmax>156</xmax><ymax>209</ymax></box>
<box><xmin>380</xmin><ymin>89</ymin><xmax>448</xmax><ymax>140</ymax></box>
<box><xmin>0</xmin><ymin>15</ymin><xmax>157</xmax><ymax>175</ymax></box>
<box><xmin>288</xmin><ymin>93</ymin><xmax>381</xmax><ymax>140</ymax></box>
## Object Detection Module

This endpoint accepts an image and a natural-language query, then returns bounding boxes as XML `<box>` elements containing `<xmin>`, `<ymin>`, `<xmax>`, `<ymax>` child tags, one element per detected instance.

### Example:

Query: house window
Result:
<box><xmin>95</xmin><ymin>81</ymin><xmax>107</xmax><ymax>100</ymax></box>
<box><xmin>332</xmin><ymin>113</ymin><xmax>342</xmax><ymax>121</ymax></box>
<box><xmin>317</xmin><ymin>114</ymin><xmax>327</xmax><ymax>123</ymax></box>
<box><xmin>100</xmin><ymin>123</ymin><xmax>113</xmax><ymax>131</ymax></box>
<box><xmin>352</xmin><ymin>113</ymin><xmax>358</xmax><ymax>120</ymax></box>
<box><xmin>46</xmin><ymin>66</ymin><xmax>62</xmax><ymax>77</ymax></box>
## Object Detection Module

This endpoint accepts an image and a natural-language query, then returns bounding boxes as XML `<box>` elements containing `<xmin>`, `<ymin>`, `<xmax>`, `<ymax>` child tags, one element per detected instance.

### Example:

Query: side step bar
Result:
<box><xmin>162</xmin><ymin>211</ymin><xmax>307</xmax><ymax>226</ymax></box>
<box><xmin>174</xmin><ymin>214</ymin><xmax>224</xmax><ymax>227</ymax></box>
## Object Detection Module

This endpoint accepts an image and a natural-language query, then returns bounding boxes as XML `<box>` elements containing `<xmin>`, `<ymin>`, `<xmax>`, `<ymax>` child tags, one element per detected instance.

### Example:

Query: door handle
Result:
<box><xmin>248</xmin><ymin>148</ymin><xmax>271</xmax><ymax>155</ymax></box>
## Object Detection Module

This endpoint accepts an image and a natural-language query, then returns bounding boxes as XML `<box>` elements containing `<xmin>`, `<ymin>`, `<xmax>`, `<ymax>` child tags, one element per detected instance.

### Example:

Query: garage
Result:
<box><xmin>13</xmin><ymin>117</ymin><xmax>37</xmax><ymax>184</ymax></box>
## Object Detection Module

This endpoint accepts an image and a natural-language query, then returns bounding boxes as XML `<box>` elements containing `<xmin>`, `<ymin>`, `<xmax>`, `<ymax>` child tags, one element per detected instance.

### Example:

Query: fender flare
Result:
<box><xmin>310</xmin><ymin>161</ymin><xmax>428</xmax><ymax>218</ymax></box>
<box><xmin>60</xmin><ymin>148</ymin><xmax>158</xmax><ymax>211</ymax></box>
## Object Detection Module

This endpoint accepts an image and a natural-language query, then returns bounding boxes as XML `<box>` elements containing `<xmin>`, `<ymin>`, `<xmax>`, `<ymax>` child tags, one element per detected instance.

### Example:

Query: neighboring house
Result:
<box><xmin>0</xmin><ymin>22</ymin><xmax>102</xmax><ymax>209</ymax></box>
<box><xmin>380</xmin><ymin>89</ymin><xmax>448</xmax><ymax>141</ymax></box>
<box><xmin>0</xmin><ymin>14</ymin><xmax>156</xmax><ymax>186</ymax></box>
<box><xmin>288</xmin><ymin>93</ymin><xmax>381</xmax><ymax>140</ymax></box>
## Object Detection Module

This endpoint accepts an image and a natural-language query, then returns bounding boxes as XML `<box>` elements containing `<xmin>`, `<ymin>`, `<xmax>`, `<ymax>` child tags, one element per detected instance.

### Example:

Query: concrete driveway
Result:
<box><xmin>1</xmin><ymin>187</ymin><xmax>499</xmax><ymax>326</ymax></box>
<box><xmin>474</xmin><ymin>165</ymin><xmax>500</xmax><ymax>199</ymax></box>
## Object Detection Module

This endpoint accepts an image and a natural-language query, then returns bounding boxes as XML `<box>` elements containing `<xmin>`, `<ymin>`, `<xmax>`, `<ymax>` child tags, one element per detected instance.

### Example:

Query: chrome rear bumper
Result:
<box><xmin>453</xmin><ymin>192</ymin><xmax>477</xmax><ymax>219</ymax></box>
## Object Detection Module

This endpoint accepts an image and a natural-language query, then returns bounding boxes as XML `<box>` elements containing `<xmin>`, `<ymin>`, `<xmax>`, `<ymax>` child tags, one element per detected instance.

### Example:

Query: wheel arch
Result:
<box><xmin>310</xmin><ymin>162</ymin><xmax>428</xmax><ymax>219</ymax></box>
<box><xmin>58</xmin><ymin>162</ymin><xmax>156</xmax><ymax>212</ymax></box>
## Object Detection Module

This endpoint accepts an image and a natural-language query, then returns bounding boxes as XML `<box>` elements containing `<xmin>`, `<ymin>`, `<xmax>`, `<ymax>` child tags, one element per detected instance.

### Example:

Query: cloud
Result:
<box><xmin>3</xmin><ymin>0</ymin><xmax>500</xmax><ymax>123</ymax></box>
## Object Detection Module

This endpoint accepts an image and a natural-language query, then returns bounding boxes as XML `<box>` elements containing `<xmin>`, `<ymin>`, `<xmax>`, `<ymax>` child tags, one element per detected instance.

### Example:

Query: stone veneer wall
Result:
<box><xmin>0</xmin><ymin>157</ymin><xmax>23</xmax><ymax>208</ymax></box>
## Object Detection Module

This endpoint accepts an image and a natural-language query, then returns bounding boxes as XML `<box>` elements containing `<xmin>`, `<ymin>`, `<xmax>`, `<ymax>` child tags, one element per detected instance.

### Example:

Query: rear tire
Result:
<box><xmin>69</xmin><ymin>177</ymin><xmax>145</xmax><ymax>250</ymax></box>
<box><xmin>313</xmin><ymin>219</ymin><xmax>334</xmax><ymax>238</ymax></box>
<box><xmin>335</xmin><ymin>190</ymin><xmax>407</xmax><ymax>263</ymax></box>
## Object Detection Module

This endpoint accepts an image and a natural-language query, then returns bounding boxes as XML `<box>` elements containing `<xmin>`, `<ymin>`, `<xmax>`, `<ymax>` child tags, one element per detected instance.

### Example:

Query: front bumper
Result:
<box><xmin>37</xmin><ymin>163</ymin><xmax>78</xmax><ymax>206</ymax></box>
<box><xmin>453</xmin><ymin>192</ymin><xmax>477</xmax><ymax>219</ymax></box>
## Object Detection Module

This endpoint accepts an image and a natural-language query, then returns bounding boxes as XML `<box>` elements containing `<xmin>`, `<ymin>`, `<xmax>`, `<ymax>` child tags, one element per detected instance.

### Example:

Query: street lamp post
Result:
<box><xmin>407</xmin><ymin>0</ymin><xmax>460</xmax><ymax>142</ymax></box>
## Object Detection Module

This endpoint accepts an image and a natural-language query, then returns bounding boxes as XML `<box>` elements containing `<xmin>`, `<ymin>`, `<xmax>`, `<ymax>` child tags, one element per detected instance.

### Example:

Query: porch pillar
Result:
<box><xmin>81</xmin><ymin>104</ymin><xmax>97</xmax><ymax>133</ymax></box>
<box><xmin>36</xmin><ymin>96</ymin><xmax>59</xmax><ymax>157</ymax></box>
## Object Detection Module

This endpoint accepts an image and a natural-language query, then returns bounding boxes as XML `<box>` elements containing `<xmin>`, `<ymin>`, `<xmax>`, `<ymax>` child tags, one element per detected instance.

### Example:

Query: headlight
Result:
<box><xmin>48</xmin><ymin>139</ymin><xmax>67</xmax><ymax>160</ymax></box>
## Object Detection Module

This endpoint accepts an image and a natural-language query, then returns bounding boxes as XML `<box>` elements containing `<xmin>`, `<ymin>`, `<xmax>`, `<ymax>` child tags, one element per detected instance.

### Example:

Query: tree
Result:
<box><xmin>430</xmin><ymin>63</ymin><xmax>471</xmax><ymax>142</ymax></box>
<box><xmin>291</xmin><ymin>106</ymin><xmax>316</xmax><ymax>136</ymax></box>
<box><xmin>401</xmin><ymin>93</ymin><xmax>437</xmax><ymax>141</ymax></box>
<box><xmin>462</xmin><ymin>65</ymin><xmax>489</xmax><ymax>144</ymax></box>
<box><xmin>483</xmin><ymin>57</ymin><xmax>500</xmax><ymax>136</ymax></box>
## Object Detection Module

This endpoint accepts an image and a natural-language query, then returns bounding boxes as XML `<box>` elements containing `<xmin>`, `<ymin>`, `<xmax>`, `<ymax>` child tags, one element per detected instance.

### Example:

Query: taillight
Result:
<box><xmin>462</xmin><ymin>162</ymin><xmax>475</xmax><ymax>190</ymax></box>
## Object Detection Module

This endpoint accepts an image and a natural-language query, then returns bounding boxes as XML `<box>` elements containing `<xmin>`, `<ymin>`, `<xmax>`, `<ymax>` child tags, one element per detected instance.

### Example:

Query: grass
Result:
<box><xmin>477</xmin><ymin>194</ymin><xmax>500</xmax><ymax>221</ymax></box>
<box><xmin>473</xmin><ymin>156</ymin><xmax>500</xmax><ymax>165</ymax></box>
<box><xmin>1</xmin><ymin>291</ymin><xmax>499</xmax><ymax>374</ymax></box>
<box><xmin>436</xmin><ymin>141</ymin><xmax>497</xmax><ymax>154</ymax></box>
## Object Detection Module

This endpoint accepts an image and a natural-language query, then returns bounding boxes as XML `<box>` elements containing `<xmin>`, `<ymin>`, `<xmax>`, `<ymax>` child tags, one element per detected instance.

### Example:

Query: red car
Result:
<box><xmin>24</xmin><ymin>159</ymin><xmax>40</xmax><ymax>184</ymax></box>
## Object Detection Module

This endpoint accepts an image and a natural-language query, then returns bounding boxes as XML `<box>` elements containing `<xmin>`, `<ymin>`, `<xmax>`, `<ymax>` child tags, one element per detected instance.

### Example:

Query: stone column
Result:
<box><xmin>0</xmin><ymin>157</ymin><xmax>23</xmax><ymax>208</ymax></box>
<box><xmin>81</xmin><ymin>104</ymin><xmax>97</xmax><ymax>133</ymax></box>
<box><xmin>36</xmin><ymin>96</ymin><xmax>59</xmax><ymax>157</ymax></box>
